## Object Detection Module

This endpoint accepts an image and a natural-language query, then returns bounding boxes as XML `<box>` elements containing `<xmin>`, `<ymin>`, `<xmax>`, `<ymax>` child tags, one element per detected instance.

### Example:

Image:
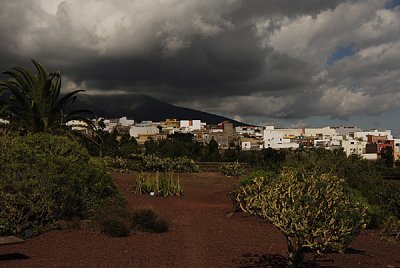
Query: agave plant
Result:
<box><xmin>0</xmin><ymin>60</ymin><xmax>94</xmax><ymax>133</ymax></box>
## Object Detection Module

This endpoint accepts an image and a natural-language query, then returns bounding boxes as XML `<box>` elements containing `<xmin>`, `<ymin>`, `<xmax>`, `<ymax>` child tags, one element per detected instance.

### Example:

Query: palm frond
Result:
<box><xmin>32</xmin><ymin>60</ymin><xmax>49</xmax><ymax>89</ymax></box>
<box><xmin>0</xmin><ymin>60</ymin><xmax>93</xmax><ymax>136</ymax></box>
<box><xmin>56</xmin><ymin>89</ymin><xmax>85</xmax><ymax>109</ymax></box>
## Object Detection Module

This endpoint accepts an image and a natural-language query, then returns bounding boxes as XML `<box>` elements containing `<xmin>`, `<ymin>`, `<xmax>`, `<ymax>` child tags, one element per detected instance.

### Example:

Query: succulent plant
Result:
<box><xmin>237</xmin><ymin>168</ymin><xmax>368</xmax><ymax>267</ymax></box>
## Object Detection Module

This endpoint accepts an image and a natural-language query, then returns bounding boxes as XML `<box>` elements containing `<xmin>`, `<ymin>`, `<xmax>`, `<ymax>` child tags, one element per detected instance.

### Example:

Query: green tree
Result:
<box><xmin>381</xmin><ymin>146</ymin><xmax>394</xmax><ymax>168</ymax></box>
<box><xmin>145</xmin><ymin>138</ymin><xmax>158</xmax><ymax>155</ymax></box>
<box><xmin>0</xmin><ymin>60</ymin><xmax>93</xmax><ymax>134</ymax></box>
<box><xmin>118</xmin><ymin>135</ymin><xmax>138</xmax><ymax>157</ymax></box>
<box><xmin>203</xmin><ymin>138</ymin><xmax>221</xmax><ymax>161</ymax></box>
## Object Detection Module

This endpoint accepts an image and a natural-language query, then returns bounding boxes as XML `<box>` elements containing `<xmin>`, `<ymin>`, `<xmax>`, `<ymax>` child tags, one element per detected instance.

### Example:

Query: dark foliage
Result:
<box><xmin>100</xmin><ymin>218</ymin><xmax>130</xmax><ymax>237</ymax></box>
<box><xmin>0</xmin><ymin>133</ymin><xmax>121</xmax><ymax>236</ymax></box>
<box><xmin>0</xmin><ymin>60</ymin><xmax>94</xmax><ymax>134</ymax></box>
<box><xmin>87</xmin><ymin>132</ymin><xmax>139</xmax><ymax>157</ymax></box>
<box><xmin>131</xmin><ymin>208</ymin><xmax>169</xmax><ymax>233</ymax></box>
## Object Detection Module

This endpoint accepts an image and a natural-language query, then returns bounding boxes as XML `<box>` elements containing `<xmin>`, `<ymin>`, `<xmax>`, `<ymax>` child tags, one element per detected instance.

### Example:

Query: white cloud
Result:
<box><xmin>250</xmin><ymin>0</ymin><xmax>400</xmax><ymax>119</ymax></box>
<box><xmin>8</xmin><ymin>0</ymin><xmax>240</xmax><ymax>57</ymax></box>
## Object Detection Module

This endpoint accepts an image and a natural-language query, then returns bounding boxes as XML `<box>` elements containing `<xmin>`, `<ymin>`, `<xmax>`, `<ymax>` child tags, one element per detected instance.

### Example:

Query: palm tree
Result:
<box><xmin>0</xmin><ymin>60</ymin><xmax>94</xmax><ymax>134</ymax></box>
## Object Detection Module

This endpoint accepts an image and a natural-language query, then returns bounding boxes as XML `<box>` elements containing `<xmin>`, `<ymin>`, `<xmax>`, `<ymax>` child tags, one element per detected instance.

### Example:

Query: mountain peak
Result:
<box><xmin>73</xmin><ymin>94</ymin><xmax>247</xmax><ymax>126</ymax></box>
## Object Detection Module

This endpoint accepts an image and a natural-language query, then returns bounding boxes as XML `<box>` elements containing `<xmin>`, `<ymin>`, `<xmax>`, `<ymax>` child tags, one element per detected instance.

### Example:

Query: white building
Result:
<box><xmin>341</xmin><ymin>139</ymin><xmax>367</xmax><ymax>156</ymax></box>
<box><xmin>241</xmin><ymin>141</ymin><xmax>251</xmax><ymax>151</ymax></box>
<box><xmin>313</xmin><ymin>139</ymin><xmax>331</xmax><ymax>148</ymax></box>
<box><xmin>129</xmin><ymin>126</ymin><xmax>159</xmax><ymax>138</ymax></box>
<box><xmin>304</xmin><ymin>127</ymin><xmax>337</xmax><ymax>139</ymax></box>
<box><xmin>100</xmin><ymin>118</ymin><xmax>118</xmax><ymax>133</ymax></box>
<box><xmin>179</xmin><ymin>120</ymin><xmax>205</xmax><ymax>132</ymax></box>
<box><xmin>66</xmin><ymin>120</ymin><xmax>90</xmax><ymax>134</ymax></box>
<box><xmin>235</xmin><ymin>126</ymin><xmax>263</xmax><ymax>138</ymax></box>
<box><xmin>393</xmin><ymin>139</ymin><xmax>400</xmax><ymax>154</ymax></box>
<box><xmin>331</xmin><ymin>135</ymin><xmax>343</xmax><ymax>145</ymax></box>
<box><xmin>354</xmin><ymin>129</ymin><xmax>393</xmax><ymax>141</ymax></box>
<box><xmin>264</xmin><ymin>126</ymin><xmax>300</xmax><ymax>150</ymax></box>
<box><xmin>119</xmin><ymin>117</ymin><xmax>135</xmax><ymax>126</ymax></box>
<box><xmin>332</xmin><ymin>126</ymin><xmax>362</xmax><ymax>137</ymax></box>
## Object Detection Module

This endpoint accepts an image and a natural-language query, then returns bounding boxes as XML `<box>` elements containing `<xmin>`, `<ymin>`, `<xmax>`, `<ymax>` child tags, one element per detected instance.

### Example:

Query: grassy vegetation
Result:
<box><xmin>135</xmin><ymin>172</ymin><xmax>183</xmax><ymax>197</ymax></box>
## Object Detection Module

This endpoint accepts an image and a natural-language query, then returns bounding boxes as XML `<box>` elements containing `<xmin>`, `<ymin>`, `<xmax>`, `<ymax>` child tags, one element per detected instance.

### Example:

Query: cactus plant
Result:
<box><xmin>236</xmin><ymin>168</ymin><xmax>368</xmax><ymax>267</ymax></box>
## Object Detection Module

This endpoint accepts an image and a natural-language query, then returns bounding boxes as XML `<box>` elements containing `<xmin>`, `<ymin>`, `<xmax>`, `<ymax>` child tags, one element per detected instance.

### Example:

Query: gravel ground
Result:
<box><xmin>1</xmin><ymin>172</ymin><xmax>399</xmax><ymax>267</ymax></box>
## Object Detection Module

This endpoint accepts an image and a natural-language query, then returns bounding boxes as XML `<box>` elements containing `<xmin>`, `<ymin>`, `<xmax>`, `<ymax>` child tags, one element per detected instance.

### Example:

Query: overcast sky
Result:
<box><xmin>1</xmin><ymin>0</ymin><xmax>399</xmax><ymax>132</ymax></box>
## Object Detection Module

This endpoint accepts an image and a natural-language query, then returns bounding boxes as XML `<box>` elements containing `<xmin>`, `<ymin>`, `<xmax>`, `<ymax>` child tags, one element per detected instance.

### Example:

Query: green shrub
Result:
<box><xmin>100</xmin><ymin>218</ymin><xmax>130</xmax><ymax>237</ymax></box>
<box><xmin>135</xmin><ymin>172</ymin><xmax>183</xmax><ymax>197</ymax></box>
<box><xmin>220</xmin><ymin>161</ymin><xmax>245</xmax><ymax>177</ymax></box>
<box><xmin>381</xmin><ymin>216</ymin><xmax>400</xmax><ymax>241</ymax></box>
<box><xmin>131</xmin><ymin>208</ymin><xmax>169</xmax><ymax>233</ymax></box>
<box><xmin>0</xmin><ymin>133</ymin><xmax>121</xmax><ymax>236</ymax></box>
<box><xmin>105</xmin><ymin>156</ymin><xmax>140</xmax><ymax>172</ymax></box>
<box><xmin>140</xmin><ymin>155</ymin><xmax>199</xmax><ymax>173</ymax></box>
<box><xmin>380</xmin><ymin>180</ymin><xmax>400</xmax><ymax>219</ymax></box>
<box><xmin>365</xmin><ymin>205</ymin><xmax>386</xmax><ymax>229</ymax></box>
<box><xmin>283</xmin><ymin>149</ymin><xmax>392</xmax><ymax>228</ymax></box>
<box><xmin>240</xmin><ymin>169</ymin><xmax>276</xmax><ymax>186</ymax></box>
<box><xmin>105</xmin><ymin>154</ymin><xmax>199</xmax><ymax>173</ymax></box>
<box><xmin>0</xmin><ymin>177</ymin><xmax>55</xmax><ymax>236</ymax></box>
<box><xmin>237</xmin><ymin>169</ymin><xmax>368</xmax><ymax>267</ymax></box>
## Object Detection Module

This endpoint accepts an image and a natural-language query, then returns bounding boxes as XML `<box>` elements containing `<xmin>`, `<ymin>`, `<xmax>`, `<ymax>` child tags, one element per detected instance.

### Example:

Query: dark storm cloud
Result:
<box><xmin>0</xmin><ymin>0</ymin><xmax>399</xmax><ymax>123</ymax></box>
<box><xmin>68</xmin><ymin>26</ymin><xmax>266</xmax><ymax>91</ymax></box>
<box><xmin>62</xmin><ymin>23</ymin><xmax>314</xmax><ymax>103</ymax></box>
<box><xmin>64</xmin><ymin>26</ymin><xmax>294</xmax><ymax>101</ymax></box>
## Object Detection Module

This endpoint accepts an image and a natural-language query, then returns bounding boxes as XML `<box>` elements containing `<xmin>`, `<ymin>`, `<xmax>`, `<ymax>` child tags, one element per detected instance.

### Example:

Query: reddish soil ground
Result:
<box><xmin>1</xmin><ymin>172</ymin><xmax>399</xmax><ymax>267</ymax></box>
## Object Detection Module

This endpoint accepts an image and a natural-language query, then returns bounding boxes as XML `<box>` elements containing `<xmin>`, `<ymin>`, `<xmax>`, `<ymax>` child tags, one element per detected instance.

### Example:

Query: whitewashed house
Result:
<box><xmin>129</xmin><ymin>126</ymin><xmax>159</xmax><ymax>138</ymax></box>
<box><xmin>263</xmin><ymin>126</ymin><xmax>300</xmax><ymax>150</ymax></box>
<box><xmin>354</xmin><ymin>129</ymin><xmax>393</xmax><ymax>141</ymax></box>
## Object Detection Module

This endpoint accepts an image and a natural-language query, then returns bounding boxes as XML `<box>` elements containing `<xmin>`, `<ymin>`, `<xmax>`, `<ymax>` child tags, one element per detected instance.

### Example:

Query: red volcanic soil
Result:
<box><xmin>1</xmin><ymin>172</ymin><xmax>399</xmax><ymax>267</ymax></box>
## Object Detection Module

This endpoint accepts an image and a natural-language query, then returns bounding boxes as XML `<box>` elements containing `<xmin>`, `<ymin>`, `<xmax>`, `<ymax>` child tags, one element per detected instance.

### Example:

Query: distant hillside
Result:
<box><xmin>72</xmin><ymin>94</ymin><xmax>247</xmax><ymax>126</ymax></box>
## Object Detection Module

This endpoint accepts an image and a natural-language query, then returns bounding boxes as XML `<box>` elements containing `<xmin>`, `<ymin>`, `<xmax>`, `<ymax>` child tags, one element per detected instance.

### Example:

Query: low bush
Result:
<box><xmin>131</xmin><ymin>208</ymin><xmax>169</xmax><ymax>233</ymax></box>
<box><xmin>0</xmin><ymin>133</ymin><xmax>121</xmax><ymax>236</ymax></box>
<box><xmin>0</xmin><ymin>177</ymin><xmax>55</xmax><ymax>235</ymax></box>
<box><xmin>240</xmin><ymin>169</ymin><xmax>276</xmax><ymax>186</ymax></box>
<box><xmin>105</xmin><ymin>154</ymin><xmax>199</xmax><ymax>173</ymax></box>
<box><xmin>220</xmin><ymin>161</ymin><xmax>245</xmax><ymax>177</ymax></box>
<box><xmin>365</xmin><ymin>205</ymin><xmax>386</xmax><ymax>229</ymax></box>
<box><xmin>237</xmin><ymin>168</ymin><xmax>368</xmax><ymax>267</ymax></box>
<box><xmin>105</xmin><ymin>157</ymin><xmax>140</xmax><ymax>172</ymax></box>
<box><xmin>100</xmin><ymin>218</ymin><xmax>130</xmax><ymax>237</ymax></box>
<box><xmin>135</xmin><ymin>172</ymin><xmax>183</xmax><ymax>197</ymax></box>
<box><xmin>381</xmin><ymin>216</ymin><xmax>400</xmax><ymax>241</ymax></box>
<box><xmin>140</xmin><ymin>155</ymin><xmax>199</xmax><ymax>173</ymax></box>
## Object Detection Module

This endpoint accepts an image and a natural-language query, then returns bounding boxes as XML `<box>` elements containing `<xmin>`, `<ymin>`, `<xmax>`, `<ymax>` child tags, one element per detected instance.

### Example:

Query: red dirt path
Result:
<box><xmin>1</xmin><ymin>172</ymin><xmax>399</xmax><ymax>267</ymax></box>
